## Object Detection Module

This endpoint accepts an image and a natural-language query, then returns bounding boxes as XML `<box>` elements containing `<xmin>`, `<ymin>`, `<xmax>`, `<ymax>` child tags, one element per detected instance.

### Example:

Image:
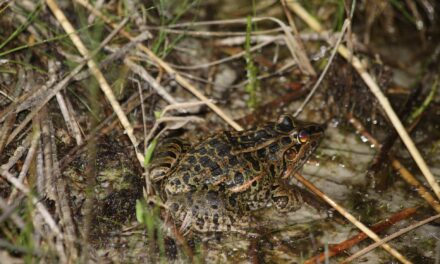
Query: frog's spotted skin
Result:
<box><xmin>149</xmin><ymin>115</ymin><xmax>324</xmax><ymax>233</ymax></box>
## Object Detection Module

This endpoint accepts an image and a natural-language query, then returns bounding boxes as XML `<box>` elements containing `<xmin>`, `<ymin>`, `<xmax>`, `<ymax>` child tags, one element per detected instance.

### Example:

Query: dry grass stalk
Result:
<box><xmin>41</xmin><ymin>108</ymin><xmax>56</xmax><ymax>200</ymax></box>
<box><xmin>391</xmin><ymin>158</ymin><xmax>440</xmax><ymax>213</ymax></box>
<box><xmin>124</xmin><ymin>58</ymin><xmax>179</xmax><ymax>104</ymax></box>
<box><xmin>279</xmin><ymin>0</ymin><xmax>315</xmax><ymax>76</ymax></box>
<box><xmin>0</xmin><ymin>136</ymin><xmax>30</xmax><ymax>171</ymax></box>
<box><xmin>55</xmin><ymin>92</ymin><xmax>83</xmax><ymax>145</ymax></box>
<box><xmin>0</xmin><ymin>197</ymin><xmax>25</xmax><ymax>229</ymax></box>
<box><xmin>7</xmin><ymin>128</ymin><xmax>40</xmax><ymax>203</ymax></box>
<box><xmin>145</xmin><ymin>109</ymin><xmax>206</xmax><ymax>145</ymax></box>
<box><xmin>168</xmin><ymin>38</ymin><xmax>276</xmax><ymax>70</ymax></box>
<box><xmin>45</xmin><ymin>0</ymin><xmax>144</xmax><ymax>165</ymax></box>
<box><xmin>49</xmin><ymin>118</ymin><xmax>79</xmax><ymax>261</ymax></box>
<box><xmin>0</xmin><ymin>68</ymin><xmax>25</xmax><ymax>152</ymax></box>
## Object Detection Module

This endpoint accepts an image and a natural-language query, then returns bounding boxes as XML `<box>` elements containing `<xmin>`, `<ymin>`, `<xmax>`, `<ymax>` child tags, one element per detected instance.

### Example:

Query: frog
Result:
<box><xmin>148</xmin><ymin>114</ymin><xmax>324</xmax><ymax>233</ymax></box>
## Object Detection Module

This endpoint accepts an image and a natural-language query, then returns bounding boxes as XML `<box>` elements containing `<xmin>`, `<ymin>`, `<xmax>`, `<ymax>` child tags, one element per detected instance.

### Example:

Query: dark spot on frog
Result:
<box><xmin>205</xmin><ymin>191</ymin><xmax>219</xmax><ymax>202</ymax></box>
<box><xmin>269</xmin><ymin>164</ymin><xmax>276</xmax><ymax>177</ymax></box>
<box><xmin>281</xmin><ymin>136</ymin><xmax>292</xmax><ymax>145</ymax></box>
<box><xmin>214</xmin><ymin>143</ymin><xmax>231</xmax><ymax>156</ymax></box>
<box><xmin>276</xmin><ymin>115</ymin><xmax>295</xmax><ymax>133</ymax></box>
<box><xmin>213</xmin><ymin>213</ymin><xmax>219</xmax><ymax>225</ymax></box>
<box><xmin>208</xmin><ymin>138</ymin><xmax>221</xmax><ymax>146</ymax></box>
<box><xmin>198</xmin><ymin>147</ymin><xmax>208</xmax><ymax>155</ymax></box>
<box><xmin>228</xmin><ymin>156</ymin><xmax>239</xmax><ymax>166</ymax></box>
<box><xmin>199</xmin><ymin>156</ymin><xmax>217</xmax><ymax>170</ymax></box>
<box><xmin>210</xmin><ymin>166</ymin><xmax>223</xmax><ymax>177</ymax></box>
<box><xmin>155</xmin><ymin>150</ymin><xmax>177</xmax><ymax>159</ymax></box>
<box><xmin>244</xmin><ymin>153</ymin><xmax>260</xmax><ymax>171</ymax></box>
<box><xmin>183</xmin><ymin>173</ymin><xmax>190</xmax><ymax>184</ymax></box>
<box><xmin>194</xmin><ymin>164</ymin><xmax>201</xmax><ymax>172</ymax></box>
<box><xmin>172</xmin><ymin>178</ymin><xmax>181</xmax><ymax>187</ymax></box>
<box><xmin>164</xmin><ymin>150</ymin><xmax>177</xmax><ymax>159</ymax></box>
<box><xmin>185</xmin><ymin>193</ymin><xmax>193</xmax><ymax>203</ymax></box>
<box><xmin>170</xmin><ymin>202</ymin><xmax>179</xmax><ymax>211</ymax></box>
<box><xmin>257</xmin><ymin>148</ymin><xmax>266</xmax><ymax>159</ymax></box>
<box><xmin>254</xmin><ymin>129</ymin><xmax>270</xmax><ymax>140</ymax></box>
<box><xmin>251</xmin><ymin>180</ymin><xmax>258</xmax><ymax>187</ymax></box>
<box><xmin>268</xmin><ymin>142</ymin><xmax>279</xmax><ymax>154</ymax></box>
<box><xmin>265</xmin><ymin>189</ymin><xmax>270</xmax><ymax>197</ymax></box>
<box><xmin>234</xmin><ymin>172</ymin><xmax>244</xmax><ymax>185</ymax></box>
<box><xmin>196</xmin><ymin>217</ymin><xmax>204</xmax><ymax>228</ymax></box>
<box><xmin>187</xmin><ymin>155</ymin><xmax>197</xmax><ymax>164</ymax></box>
<box><xmin>224</xmin><ymin>131</ymin><xmax>236</xmax><ymax>144</ymax></box>
<box><xmin>228</xmin><ymin>195</ymin><xmax>237</xmax><ymax>207</ymax></box>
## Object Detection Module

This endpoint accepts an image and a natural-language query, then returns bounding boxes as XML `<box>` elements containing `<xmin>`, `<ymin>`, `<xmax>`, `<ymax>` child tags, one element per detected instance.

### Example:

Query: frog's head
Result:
<box><xmin>274</xmin><ymin>114</ymin><xmax>324</xmax><ymax>174</ymax></box>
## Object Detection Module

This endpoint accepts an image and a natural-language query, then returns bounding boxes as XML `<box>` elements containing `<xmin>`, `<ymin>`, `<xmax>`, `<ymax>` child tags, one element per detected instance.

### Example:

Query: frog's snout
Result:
<box><xmin>309</xmin><ymin>124</ymin><xmax>324</xmax><ymax>138</ymax></box>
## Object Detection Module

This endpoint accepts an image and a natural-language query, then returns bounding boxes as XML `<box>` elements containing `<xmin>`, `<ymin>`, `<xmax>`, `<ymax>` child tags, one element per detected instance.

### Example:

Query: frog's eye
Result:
<box><xmin>276</xmin><ymin>115</ymin><xmax>295</xmax><ymax>132</ymax></box>
<box><xmin>298</xmin><ymin>130</ymin><xmax>310</xmax><ymax>143</ymax></box>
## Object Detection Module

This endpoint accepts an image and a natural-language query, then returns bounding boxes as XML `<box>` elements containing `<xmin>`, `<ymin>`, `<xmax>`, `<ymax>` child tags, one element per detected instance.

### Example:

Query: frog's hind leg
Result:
<box><xmin>147</xmin><ymin>138</ymin><xmax>191</xmax><ymax>183</ymax></box>
<box><xmin>167</xmin><ymin>191</ymin><xmax>250</xmax><ymax>234</ymax></box>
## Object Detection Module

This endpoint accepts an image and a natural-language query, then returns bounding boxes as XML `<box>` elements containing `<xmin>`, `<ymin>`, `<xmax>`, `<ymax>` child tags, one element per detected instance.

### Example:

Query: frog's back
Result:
<box><xmin>163</xmin><ymin>124</ymin><xmax>282</xmax><ymax>197</ymax></box>
<box><xmin>164</xmin><ymin>133</ymin><xmax>237</xmax><ymax>194</ymax></box>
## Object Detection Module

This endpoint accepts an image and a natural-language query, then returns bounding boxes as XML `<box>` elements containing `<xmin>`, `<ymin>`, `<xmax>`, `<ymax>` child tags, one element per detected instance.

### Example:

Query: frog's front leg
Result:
<box><xmin>270</xmin><ymin>179</ymin><xmax>305</xmax><ymax>212</ymax></box>
<box><xmin>166</xmin><ymin>191</ymin><xmax>250</xmax><ymax>233</ymax></box>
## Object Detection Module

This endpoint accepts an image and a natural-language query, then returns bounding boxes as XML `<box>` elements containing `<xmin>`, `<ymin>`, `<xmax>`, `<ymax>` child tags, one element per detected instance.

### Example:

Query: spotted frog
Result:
<box><xmin>148</xmin><ymin>115</ymin><xmax>324</xmax><ymax>233</ymax></box>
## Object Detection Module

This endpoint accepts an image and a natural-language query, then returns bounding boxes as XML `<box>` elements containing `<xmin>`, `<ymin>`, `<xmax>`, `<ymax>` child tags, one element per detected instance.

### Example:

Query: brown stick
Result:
<box><xmin>303</xmin><ymin>207</ymin><xmax>418</xmax><ymax>264</ymax></box>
